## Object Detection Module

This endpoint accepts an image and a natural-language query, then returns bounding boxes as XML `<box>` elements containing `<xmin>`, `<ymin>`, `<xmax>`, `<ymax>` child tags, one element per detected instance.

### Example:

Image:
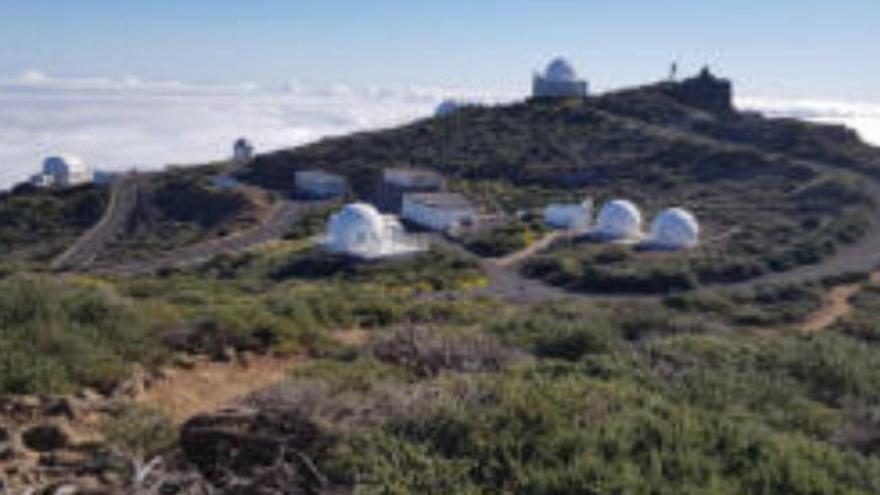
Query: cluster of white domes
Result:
<box><xmin>590</xmin><ymin>200</ymin><xmax>700</xmax><ymax>249</ymax></box>
<box><xmin>595</xmin><ymin>199</ymin><xmax>643</xmax><ymax>240</ymax></box>
<box><xmin>325</xmin><ymin>203</ymin><xmax>424</xmax><ymax>258</ymax></box>
<box><xmin>649</xmin><ymin>207</ymin><xmax>700</xmax><ymax>249</ymax></box>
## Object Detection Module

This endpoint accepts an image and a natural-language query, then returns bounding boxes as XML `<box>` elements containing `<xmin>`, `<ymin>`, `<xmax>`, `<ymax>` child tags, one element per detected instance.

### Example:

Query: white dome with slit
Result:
<box><xmin>544</xmin><ymin>57</ymin><xmax>578</xmax><ymax>82</ymax></box>
<box><xmin>327</xmin><ymin>203</ymin><xmax>388</xmax><ymax>255</ymax></box>
<box><xmin>326</xmin><ymin>203</ymin><xmax>424</xmax><ymax>258</ymax></box>
<box><xmin>650</xmin><ymin>207</ymin><xmax>699</xmax><ymax>249</ymax></box>
<box><xmin>595</xmin><ymin>200</ymin><xmax>643</xmax><ymax>239</ymax></box>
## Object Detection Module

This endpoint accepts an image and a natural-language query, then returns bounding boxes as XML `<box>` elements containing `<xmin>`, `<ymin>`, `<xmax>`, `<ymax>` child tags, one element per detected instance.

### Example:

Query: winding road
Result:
<box><xmin>90</xmin><ymin>199</ymin><xmax>330</xmax><ymax>276</ymax></box>
<box><xmin>50</xmin><ymin>173</ymin><xmax>142</xmax><ymax>271</ymax></box>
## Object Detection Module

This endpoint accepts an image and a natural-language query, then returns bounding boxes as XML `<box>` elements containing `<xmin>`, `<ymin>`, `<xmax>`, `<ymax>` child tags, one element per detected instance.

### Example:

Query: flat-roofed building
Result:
<box><xmin>402</xmin><ymin>192</ymin><xmax>477</xmax><ymax>232</ymax></box>
<box><xmin>295</xmin><ymin>170</ymin><xmax>349</xmax><ymax>199</ymax></box>
<box><xmin>376</xmin><ymin>167</ymin><xmax>445</xmax><ymax>213</ymax></box>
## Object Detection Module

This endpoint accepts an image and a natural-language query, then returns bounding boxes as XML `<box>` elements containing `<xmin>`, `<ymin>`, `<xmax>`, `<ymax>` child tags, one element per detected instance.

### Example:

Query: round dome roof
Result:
<box><xmin>596</xmin><ymin>199</ymin><xmax>643</xmax><ymax>239</ymax></box>
<box><xmin>544</xmin><ymin>57</ymin><xmax>578</xmax><ymax>82</ymax></box>
<box><xmin>650</xmin><ymin>208</ymin><xmax>699</xmax><ymax>248</ymax></box>
<box><xmin>435</xmin><ymin>99</ymin><xmax>460</xmax><ymax>117</ymax></box>
<box><xmin>43</xmin><ymin>154</ymin><xmax>87</xmax><ymax>174</ymax></box>
<box><xmin>327</xmin><ymin>203</ymin><xmax>387</xmax><ymax>255</ymax></box>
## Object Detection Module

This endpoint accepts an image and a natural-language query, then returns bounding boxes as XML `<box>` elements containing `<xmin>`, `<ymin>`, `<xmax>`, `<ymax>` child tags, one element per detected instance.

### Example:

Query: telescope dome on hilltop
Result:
<box><xmin>544</xmin><ymin>57</ymin><xmax>578</xmax><ymax>82</ymax></box>
<box><xmin>32</xmin><ymin>155</ymin><xmax>93</xmax><ymax>187</ymax></box>
<box><xmin>435</xmin><ymin>99</ymin><xmax>461</xmax><ymax>117</ymax></box>
<box><xmin>532</xmin><ymin>57</ymin><xmax>588</xmax><ymax>98</ymax></box>
<box><xmin>649</xmin><ymin>207</ymin><xmax>700</xmax><ymax>249</ymax></box>
<box><xmin>595</xmin><ymin>199</ymin><xmax>643</xmax><ymax>240</ymax></box>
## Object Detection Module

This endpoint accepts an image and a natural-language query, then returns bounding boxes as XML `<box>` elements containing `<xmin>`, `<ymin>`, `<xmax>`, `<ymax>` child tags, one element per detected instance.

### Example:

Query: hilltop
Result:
<box><xmin>242</xmin><ymin>71</ymin><xmax>879</xmax><ymax>290</ymax></box>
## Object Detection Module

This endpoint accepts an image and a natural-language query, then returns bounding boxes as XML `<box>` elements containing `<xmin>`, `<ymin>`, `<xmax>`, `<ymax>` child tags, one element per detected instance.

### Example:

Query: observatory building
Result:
<box><xmin>648</xmin><ymin>207</ymin><xmax>700</xmax><ymax>249</ymax></box>
<box><xmin>532</xmin><ymin>57</ymin><xmax>589</xmax><ymax>99</ymax></box>
<box><xmin>324</xmin><ymin>203</ymin><xmax>425</xmax><ymax>259</ymax></box>
<box><xmin>402</xmin><ymin>192</ymin><xmax>477</xmax><ymax>232</ymax></box>
<box><xmin>376</xmin><ymin>167</ymin><xmax>446</xmax><ymax>213</ymax></box>
<box><xmin>544</xmin><ymin>199</ymin><xmax>593</xmax><ymax>231</ymax></box>
<box><xmin>295</xmin><ymin>170</ymin><xmax>349</xmax><ymax>199</ymax></box>
<box><xmin>435</xmin><ymin>99</ymin><xmax>461</xmax><ymax>117</ymax></box>
<box><xmin>31</xmin><ymin>155</ymin><xmax>93</xmax><ymax>188</ymax></box>
<box><xmin>233</xmin><ymin>138</ymin><xmax>254</xmax><ymax>165</ymax></box>
<box><xmin>594</xmin><ymin>199</ymin><xmax>643</xmax><ymax>241</ymax></box>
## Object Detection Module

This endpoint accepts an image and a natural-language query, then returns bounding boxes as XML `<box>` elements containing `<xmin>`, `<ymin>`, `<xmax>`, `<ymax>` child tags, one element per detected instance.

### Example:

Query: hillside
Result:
<box><xmin>5</xmin><ymin>73</ymin><xmax>880</xmax><ymax>494</ymax></box>
<box><xmin>0</xmin><ymin>183</ymin><xmax>109</xmax><ymax>264</ymax></box>
<box><xmin>242</xmin><ymin>72</ymin><xmax>879</xmax><ymax>290</ymax></box>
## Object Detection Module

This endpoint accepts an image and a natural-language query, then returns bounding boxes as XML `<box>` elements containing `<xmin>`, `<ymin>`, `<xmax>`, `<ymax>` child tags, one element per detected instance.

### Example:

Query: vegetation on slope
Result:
<box><xmin>0</xmin><ymin>184</ymin><xmax>108</xmax><ymax>263</ymax></box>
<box><xmin>242</xmin><ymin>87</ymin><xmax>876</xmax><ymax>292</ymax></box>
<box><xmin>98</xmin><ymin>166</ymin><xmax>265</xmax><ymax>262</ymax></box>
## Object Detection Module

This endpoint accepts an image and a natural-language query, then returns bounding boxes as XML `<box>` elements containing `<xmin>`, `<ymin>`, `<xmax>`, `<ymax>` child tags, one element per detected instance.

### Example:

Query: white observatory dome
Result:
<box><xmin>544</xmin><ymin>57</ymin><xmax>578</xmax><ymax>82</ymax></box>
<box><xmin>327</xmin><ymin>203</ymin><xmax>388</xmax><ymax>256</ymax></box>
<box><xmin>43</xmin><ymin>155</ymin><xmax>87</xmax><ymax>175</ymax></box>
<box><xmin>596</xmin><ymin>199</ymin><xmax>643</xmax><ymax>239</ymax></box>
<box><xmin>435</xmin><ymin>99</ymin><xmax>460</xmax><ymax>117</ymax></box>
<box><xmin>650</xmin><ymin>208</ymin><xmax>700</xmax><ymax>249</ymax></box>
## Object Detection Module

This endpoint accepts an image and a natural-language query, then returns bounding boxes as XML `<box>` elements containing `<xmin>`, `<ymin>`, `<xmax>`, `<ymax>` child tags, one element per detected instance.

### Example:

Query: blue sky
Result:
<box><xmin>1</xmin><ymin>0</ymin><xmax>879</xmax><ymax>99</ymax></box>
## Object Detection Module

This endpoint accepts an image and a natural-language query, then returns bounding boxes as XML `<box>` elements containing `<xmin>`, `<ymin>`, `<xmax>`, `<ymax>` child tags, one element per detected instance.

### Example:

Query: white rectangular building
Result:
<box><xmin>402</xmin><ymin>192</ymin><xmax>477</xmax><ymax>231</ymax></box>
<box><xmin>544</xmin><ymin>199</ymin><xmax>593</xmax><ymax>231</ymax></box>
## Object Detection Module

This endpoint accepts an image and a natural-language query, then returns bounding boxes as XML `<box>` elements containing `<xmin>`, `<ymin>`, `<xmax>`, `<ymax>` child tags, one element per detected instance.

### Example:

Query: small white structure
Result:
<box><xmin>295</xmin><ymin>170</ymin><xmax>348</xmax><ymax>199</ymax></box>
<box><xmin>532</xmin><ymin>57</ymin><xmax>589</xmax><ymax>99</ymax></box>
<box><xmin>32</xmin><ymin>155</ymin><xmax>92</xmax><ymax>187</ymax></box>
<box><xmin>595</xmin><ymin>199</ymin><xmax>643</xmax><ymax>240</ymax></box>
<box><xmin>233</xmin><ymin>138</ymin><xmax>254</xmax><ymax>165</ymax></box>
<box><xmin>648</xmin><ymin>208</ymin><xmax>700</xmax><ymax>249</ymax></box>
<box><xmin>544</xmin><ymin>199</ymin><xmax>593</xmax><ymax>231</ymax></box>
<box><xmin>325</xmin><ymin>203</ymin><xmax>425</xmax><ymax>259</ymax></box>
<box><xmin>402</xmin><ymin>192</ymin><xmax>477</xmax><ymax>232</ymax></box>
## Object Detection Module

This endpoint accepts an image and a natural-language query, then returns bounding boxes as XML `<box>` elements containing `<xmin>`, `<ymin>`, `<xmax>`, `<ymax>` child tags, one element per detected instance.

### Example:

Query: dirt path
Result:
<box><xmin>136</xmin><ymin>354</ymin><xmax>299</xmax><ymax>423</ymax></box>
<box><xmin>801</xmin><ymin>272</ymin><xmax>880</xmax><ymax>333</ymax></box>
<box><xmin>493</xmin><ymin>231</ymin><xmax>563</xmax><ymax>268</ymax></box>
<box><xmin>91</xmin><ymin>199</ymin><xmax>331</xmax><ymax>276</ymax></box>
<box><xmin>50</xmin><ymin>173</ymin><xmax>141</xmax><ymax>270</ymax></box>
<box><xmin>135</xmin><ymin>329</ymin><xmax>372</xmax><ymax>423</ymax></box>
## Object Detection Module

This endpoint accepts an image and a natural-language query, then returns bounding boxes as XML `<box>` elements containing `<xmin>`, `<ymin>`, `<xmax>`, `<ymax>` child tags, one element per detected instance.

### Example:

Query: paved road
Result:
<box><xmin>50</xmin><ymin>174</ymin><xmax>142</xmax><ymax>271</ymax></box>
<box><xmin>90</xmin><ymin>199</ymin><xmax>330</xmax><ymax>276</ymax></box>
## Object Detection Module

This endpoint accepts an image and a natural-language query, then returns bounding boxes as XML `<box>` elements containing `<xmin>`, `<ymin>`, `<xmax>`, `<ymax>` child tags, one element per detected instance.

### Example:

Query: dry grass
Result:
<box><xmin>136</xmin><ymin>354</ymin><xmax>300</xmax><ymax>423</ymax></box>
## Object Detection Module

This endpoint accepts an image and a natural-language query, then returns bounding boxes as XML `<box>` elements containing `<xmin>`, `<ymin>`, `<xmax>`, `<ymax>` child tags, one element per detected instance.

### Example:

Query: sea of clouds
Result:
<box><xmin>2</xmin><ymin>71</ymin><xmax>879</xmax><ymax>189</ymax></box>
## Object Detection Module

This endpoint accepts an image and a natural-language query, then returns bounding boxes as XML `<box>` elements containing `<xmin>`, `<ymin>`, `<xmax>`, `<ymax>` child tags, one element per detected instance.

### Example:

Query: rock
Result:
<box><xmin>158</xmin><ymin>481</ymin><xmax>183</xmax><ymax>495</ymax></box>
<box><xmin>43</xmin><ymin>398</ymin><xmax>76</xmax><ymax>420</ymax></box>
<box><xmin>39</xmin><ymin>450</ymin><xmax>90</xmax><ymax>468</ymax></box>
<box><xmin>0</xmin><ymin>425</ymin><xmax>9</xmax><ymax>443</ymax></box>
<box><xmin>0</xmin><ymin>444</ymin><xmax>17</xmax><ymax>461</ymax></box>
<box><xmin>213</xmin><ymin>346</ymin><xmax>236</xmax><ymax>362</ymax></box>
<box><xmin>76</xmin><ymin>389</ymin><xmax>104</xmax><ymax>403</ymax></box>
<box><xmin>22</xmin><ymin>424</ymin><xmax>70</xmax><ymax>452</ymax></box>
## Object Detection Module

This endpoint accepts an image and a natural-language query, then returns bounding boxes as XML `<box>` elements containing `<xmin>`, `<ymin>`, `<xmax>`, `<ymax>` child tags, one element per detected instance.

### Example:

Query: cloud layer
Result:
<box><xmin>1</xmin><ymin>72</ymin><xmax>878</xmax><ymax>189</ymax></box>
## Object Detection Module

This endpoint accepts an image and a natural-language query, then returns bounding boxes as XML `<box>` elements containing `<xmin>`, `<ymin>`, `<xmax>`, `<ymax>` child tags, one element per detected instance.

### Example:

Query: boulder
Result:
<box><xmin>43</xmin><ymin>398</ymin><xmax>76</xmax><ymax>420</ymax></box>
<box><xmin>22</xmin><ymin>424</ymin><xmax>70</xmax><ymax>452</ymax></box>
